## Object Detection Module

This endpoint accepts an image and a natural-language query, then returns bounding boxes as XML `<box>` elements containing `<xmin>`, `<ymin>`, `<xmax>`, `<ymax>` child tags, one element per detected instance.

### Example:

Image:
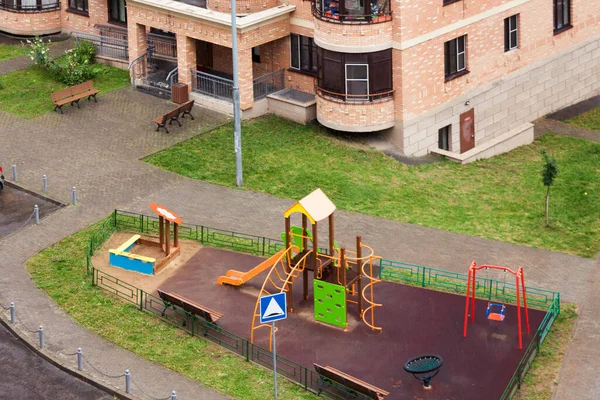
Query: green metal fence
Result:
<box><xmin>87</xmin><ymin>210</ymin><xmax>560</xmax><ymax>400</ymax></box>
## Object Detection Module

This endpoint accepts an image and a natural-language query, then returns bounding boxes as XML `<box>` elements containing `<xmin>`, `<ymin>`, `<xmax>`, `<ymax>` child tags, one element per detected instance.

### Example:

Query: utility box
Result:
<box><xmin>172</xmin><ymin>83</ymin><xmax>189</xmax><ymax>104</ymax></box>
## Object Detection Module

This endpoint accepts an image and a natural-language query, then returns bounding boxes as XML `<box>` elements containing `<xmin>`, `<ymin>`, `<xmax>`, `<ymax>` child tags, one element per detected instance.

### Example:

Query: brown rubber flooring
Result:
<box><xmin>159</xmin><ymin>248</ymin><xmax>546</xmax><ymax>400</ymax></box>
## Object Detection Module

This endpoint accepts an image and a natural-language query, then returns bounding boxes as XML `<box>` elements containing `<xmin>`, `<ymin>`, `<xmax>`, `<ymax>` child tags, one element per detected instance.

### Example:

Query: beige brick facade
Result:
<box><xmin>3</xmin><ymin>0</ymin><xmax>599</xmax><ymax>159</ymax></box>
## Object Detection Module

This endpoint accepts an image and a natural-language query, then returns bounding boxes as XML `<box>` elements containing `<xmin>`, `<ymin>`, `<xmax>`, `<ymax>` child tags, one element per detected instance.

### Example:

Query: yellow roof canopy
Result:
<box><xmin>284</xmin><ymin>188</ymin><xmax>336</xmax><ymax>224</ymax></box>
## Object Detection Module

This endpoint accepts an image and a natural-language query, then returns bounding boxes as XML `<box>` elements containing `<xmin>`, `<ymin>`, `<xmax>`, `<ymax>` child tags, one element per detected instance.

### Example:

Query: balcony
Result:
<box><xmin>316</xmin><ymin>87</ymin><xmax>395</xmax><ymax>132</ymax></box>
<box><xmin>0</xmin><ymin>0</ymin><xmax>60</xmax><ymax>13</ymax></box>
<box><xmin>311</xmin><ymin>0</ymin><xmax>391</xmax><ymax>24</ymax></box>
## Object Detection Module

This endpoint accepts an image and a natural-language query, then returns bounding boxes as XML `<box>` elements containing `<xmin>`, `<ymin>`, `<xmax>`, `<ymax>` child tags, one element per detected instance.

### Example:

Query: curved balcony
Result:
<box><xmin>313</xmin><ymin>15</ymin><xmax>392</xmax><ymax>51</ymax></box>
<box><xmin>206</xmin><ymin>0</ymin><xmax>277</xmax><ymax>14</ymax></box>
<box><xmin>311</xmin><ymin>0</ymin><xmax>391</xmax><ymax>24</ymax></box>
<box><xmin>0</xmin><ymin>1</ymin><xmax>61</xmax><ymax>35</ymax></box>
<box><xmin>316</xmin><ymin>87</ymin><xmax>395</xmax><ymax>132</ymax></box>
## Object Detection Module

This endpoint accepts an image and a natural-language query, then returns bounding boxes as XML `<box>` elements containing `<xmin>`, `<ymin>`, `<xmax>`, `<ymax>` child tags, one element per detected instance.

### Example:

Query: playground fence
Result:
<box><xmin>86</xmin><ymin>210</ymin><xmax>561</xmax><ymax>400</ymax></box>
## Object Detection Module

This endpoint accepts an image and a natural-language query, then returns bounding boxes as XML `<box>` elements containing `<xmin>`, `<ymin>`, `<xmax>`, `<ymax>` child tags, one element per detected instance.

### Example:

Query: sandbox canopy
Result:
<box><xmin>283</xmin><ymin>188</ymin><xmax>336</xmax><ymax>224</ymax></box>
<box><xmin>150</xmin><ymin>203</ymin><xmax>183</xmax><ymax>225</ymax></box>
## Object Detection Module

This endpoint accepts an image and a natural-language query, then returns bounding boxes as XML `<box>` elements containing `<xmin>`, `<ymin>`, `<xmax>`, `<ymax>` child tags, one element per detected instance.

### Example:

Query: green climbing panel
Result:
<box><xmin>314</xmin><ymin>280</ymin><xmax>346</xmax><ymax>328</ymax></box>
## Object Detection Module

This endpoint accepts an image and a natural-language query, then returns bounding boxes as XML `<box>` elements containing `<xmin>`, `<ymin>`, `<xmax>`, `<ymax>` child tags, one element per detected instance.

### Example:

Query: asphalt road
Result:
<box><xmin>0</xmin><ymin>185</ymin><xmax>60</xmax><ymax>237</ymax></box>
<box><xmin>0</xmin><ymin>323</ymin><xmax>112</xmax><ymax>399</ymax></box>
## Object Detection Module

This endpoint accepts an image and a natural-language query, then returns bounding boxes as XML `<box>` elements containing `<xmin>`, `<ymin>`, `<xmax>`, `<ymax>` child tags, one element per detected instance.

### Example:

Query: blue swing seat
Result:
<box><xmin>486</xmin><ymin>302</ymin><xmax>506</xmax><ymax>322</ymax></box>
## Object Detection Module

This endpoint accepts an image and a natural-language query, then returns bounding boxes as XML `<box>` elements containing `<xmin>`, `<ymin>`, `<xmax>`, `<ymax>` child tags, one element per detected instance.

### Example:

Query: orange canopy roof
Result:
<box><xmin>149</xmin><ymin>203</ymin><xmax>183</xmax><ymax>224</ymax></box>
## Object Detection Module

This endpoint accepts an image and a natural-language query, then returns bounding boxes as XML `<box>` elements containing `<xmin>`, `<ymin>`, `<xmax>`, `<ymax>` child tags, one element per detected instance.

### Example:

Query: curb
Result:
<box><xmin>5</xmin><ymin>181</ymin><xmax>66</xmax><ymax>208</ymax></box>
<box><xmin>0</xmin><ymin>314</ymin><xmax>135</xmax><ymax>400</ymax></box>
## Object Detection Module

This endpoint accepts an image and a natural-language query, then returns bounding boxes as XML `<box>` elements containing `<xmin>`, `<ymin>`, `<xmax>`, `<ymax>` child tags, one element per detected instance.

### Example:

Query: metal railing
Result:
<box><xmin>128</xmin><ymin>48</ymin><xmax>155</xmax><ymax>87</ymax></box>
<box><xmin>73</xmin><ymin>31</ymin><xmax>129</xmax><ymax>61</ymax></box>
<box><xmin>95</xmin><ymin>23</ymin><xmax>128</xmax><ymax>40</ymax></box>
<box><xmin>253</xmin><ymin>69</ymin><xmax>285</xmax><ymax>100</ymax></box>
<box><xmin>86</xmin><ymin>210</ymin><xmax>561</xmax><ymax>400</ymax></box>
<box><xmin>191</xmin><ymin>69</ymin><xmax>234</xmax><ymax>102</ymax></box>
<box><xmin>147</xmin><ymin>33</ymin><xmax>177</xmax><ymax>59</ymax></box>
<box><xmin>317</xmin><ymin>86</ymin><xmax>394</xmax><ymax>103</ymax></box>
<box><xmin>0</xmin><ymin>0</ymin><xmax>60</xmax><ymax>12</ymax></box>
<box><xmin>311</xmin><ymin>1</ymin><xmax>392</xmax><ymax>24</ymax></box>
<box><xmin>166</xmin><ymin>67</ymin><xmax>178</xmax><ymax>89</ymax></box>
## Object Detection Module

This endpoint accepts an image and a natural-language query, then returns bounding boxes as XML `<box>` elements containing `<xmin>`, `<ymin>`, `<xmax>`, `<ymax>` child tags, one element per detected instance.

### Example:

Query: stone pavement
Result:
<box><xmin>0</xmin><ymin>80</ymin><xmax>597</xmax><ymax>399</ymax></box>
<box><xmin>0</xmin><ymin>38</ymin><xmax>74</xmax><ymax>76</ymax></box>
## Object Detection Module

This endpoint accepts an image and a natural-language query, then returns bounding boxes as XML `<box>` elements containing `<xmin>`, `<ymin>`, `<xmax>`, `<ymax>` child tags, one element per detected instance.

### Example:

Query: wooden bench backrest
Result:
<box><xmin>70</xmin><ymin>80</ymin><xmax>95</xmax><ymax>94</ymax></box>
<box><xmin>157</xmin><ymin>290</ymin><xmax>221</xmax><ymax>323</ymax></box>
<box><xmin>167</xmin><ymin>108</ymin><xmax>180</xmax><ymax>120</ymax></box>
<box><xmin>180</xmin><ymin>100</ymin><xmax>194</xmax><ymax>113</ymax></box>
<box><xmin>51</xmin><ymin>87</ymin><xmax>74</xmax><ymax>102</ymax></box>
<box><xmin>314</xmin><ymin>364</ymin><xmax>389</xmax><ymax>400</ymax></box>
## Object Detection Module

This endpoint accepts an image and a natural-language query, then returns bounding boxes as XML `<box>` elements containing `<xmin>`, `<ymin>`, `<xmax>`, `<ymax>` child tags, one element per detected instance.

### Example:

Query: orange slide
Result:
<box><xmin>217</xmin><ymin>249</ymin><xmax>286</xmax><ymax>286</ymax></box>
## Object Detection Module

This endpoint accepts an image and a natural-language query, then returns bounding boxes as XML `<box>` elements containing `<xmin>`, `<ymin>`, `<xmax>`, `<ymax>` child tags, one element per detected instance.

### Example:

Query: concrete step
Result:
<box><xmin>136</xmin><ymin>83</ymin><xmax>172</xmax><ymax>100</ymax></box>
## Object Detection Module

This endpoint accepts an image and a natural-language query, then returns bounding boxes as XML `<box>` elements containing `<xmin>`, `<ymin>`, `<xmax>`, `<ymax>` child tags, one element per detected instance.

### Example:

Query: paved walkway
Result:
<box><xmin>534</xmin><ymin>117</ymin><xmax>600</xmax><ymax>143</ymax></box>
<box><xmin>0</xmin><ymin>38</ymin><xmax>73</xmax><ymax>76</ymax></box>
<box><xmin>0</xmin><ymin>76</ymin><xmax>597</xmax><ymax>398</ymax></box>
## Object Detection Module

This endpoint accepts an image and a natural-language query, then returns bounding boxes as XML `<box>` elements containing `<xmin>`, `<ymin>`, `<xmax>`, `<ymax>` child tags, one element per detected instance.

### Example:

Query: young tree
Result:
<box><xmin>541</xmin><ymin>151</ymin><xmax>559</xmax><ymax>227</ymax></box>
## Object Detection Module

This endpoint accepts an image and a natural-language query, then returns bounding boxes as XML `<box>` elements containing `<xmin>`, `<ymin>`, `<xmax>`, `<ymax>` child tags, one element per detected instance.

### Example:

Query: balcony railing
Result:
<box><xmin>317</xmin><ymin>86</ymin><xmax>393</xmax><ymax>103</ymax></box>
<box><xmin>191</xmin><ymin>69</ymin><xmax>234</xmax><ymax>102</ymax></box>
<box><xmin>147</xmin><ymin>33</ymin><xmax>177</xmax><ymax>59</ymax></box>
<box><xmin>311</xmin><ymin>0</ymin><xmax>391</xmax><ymax>24</ymax></box>
<box><xmin>0</xmin><ymin>0</ymin><xmax>60</xmax><ymax>12</ymax></box>
<box><xmin>73</xmin><ymin>31</ymin><xmax>129</xmax><ymax>61</ymax></box>
<box><xmin>253</xmin><ymin>69</ymin><xmax>285</xmax><ymax>100</ymax></box>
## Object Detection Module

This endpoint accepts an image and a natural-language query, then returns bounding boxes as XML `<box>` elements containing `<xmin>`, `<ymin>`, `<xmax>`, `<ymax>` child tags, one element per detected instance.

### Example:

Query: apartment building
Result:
<box><xmin>1</xmin><ymin>0</ymin><xmax>599</xmax><ymax>159</ymax></box>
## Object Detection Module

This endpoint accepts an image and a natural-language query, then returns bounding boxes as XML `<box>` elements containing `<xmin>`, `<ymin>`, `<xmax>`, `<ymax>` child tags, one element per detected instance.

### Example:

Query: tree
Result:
<box><xmin>541</xmin><ymin>151</ymin><xmax>559</xmax><ymax>227</ymax></box>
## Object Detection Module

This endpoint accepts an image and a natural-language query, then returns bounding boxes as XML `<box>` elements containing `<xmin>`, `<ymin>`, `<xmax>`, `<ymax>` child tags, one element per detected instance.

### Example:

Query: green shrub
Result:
<box><xmin>26</xmin><ymin>36</ymin><xmax>51</xmax><ymax>66</ymax></box>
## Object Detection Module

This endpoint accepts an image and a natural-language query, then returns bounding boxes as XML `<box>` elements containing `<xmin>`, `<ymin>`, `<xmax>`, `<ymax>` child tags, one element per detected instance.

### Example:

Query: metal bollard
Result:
<box><xmin>39</xmin><ymin>326</ymin><xmax>44</xmax><ymax>349</ymax></box>
<box><xmin>12</xmin><ymin>165</ymin><xmax>17</xmax><ymax>182</ymax></box>
<box><xmin>125</xmin><ymin>370</ymin><xmax>130</xmax><ymax>394</ymax></box>
<box><xmin>9</xmin><ymin>302</ymin><xmax>15</xmax><ymax>324</ymax></box>
<box><xmin>42</xmin><ymin>175</ymin><xmax>47</xmax><ymax>194</ymax></box>
<box><xmin>77</xmin><ymin>348</ymin><xmax>83</xmax><ymax>371</ymax></box>
<box><xmin>171</xmin><ymin>390</ymin><xmax>177</xmax><ymax>400</ymax></box>
<box><xmin>34</xmin><ymin>205</ymin><xmax>39</xmax><ymax>225</ymax></box>
<box><xmin>72</xmin><ymin>187</ymin><xmax>77</xmax><ymax>205</ymax></box>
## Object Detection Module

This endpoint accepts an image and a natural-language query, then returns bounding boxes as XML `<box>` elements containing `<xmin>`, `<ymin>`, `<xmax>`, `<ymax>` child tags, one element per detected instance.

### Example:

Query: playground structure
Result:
<box><xmin>463</xmin><ymin>262</ymin><xmax>531</xmax><ymax>349</ymax></box>
<box><xmin>109</xmin><ymin>203</ymin><xmax>182</xmax><ymax>275</ymax></box>
<box><xmin>217</xmin><ymin>189</ymin><xmax>383</xmax><ymax>349</ymax></box>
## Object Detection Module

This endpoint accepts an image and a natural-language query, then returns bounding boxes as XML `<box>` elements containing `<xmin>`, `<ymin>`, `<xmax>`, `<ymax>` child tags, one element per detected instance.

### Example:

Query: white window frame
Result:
<box><xmin>508</xmin><ymin>15</ymin><xmax>518</xmax><ymax>51</ymax></box>
<box><xmin>345</xmin><ymin>63</ymin><xmax>369</xmax><ymax>101</ymax></box>
<box><xmin>456</xmin><ymin>36</ymin><xmax>466</xmax><ymax>73</ymax></box>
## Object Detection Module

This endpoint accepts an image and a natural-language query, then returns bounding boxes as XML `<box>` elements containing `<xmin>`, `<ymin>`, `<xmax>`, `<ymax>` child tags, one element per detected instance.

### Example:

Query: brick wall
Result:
<box><xmin>61</xmin><ymin>0</ymin><xmax>109</xmax><ymax>34</ymax></box>
<box><xmin>317</xmin><ymin>95</ymin><xmax>395</xmax><ymax>131</ymax></box>
<box><xmin>0</xmin><ymin>9</ymin><xmax>61</xmax><ymax>35</ymax></box>
<box><xmin>206</xmin><ymin>0</ymin><xmax>279</xmax><ymax>14</ymax></box>
<box><xmin>398</xmin><ymin>35</ymin><xmax>600</xmax><ymax>156</ymax></box>
<box><xmin>313</xmin><ymin>18</ymin><xmax>392</xmax><ymax>50</ymax></box>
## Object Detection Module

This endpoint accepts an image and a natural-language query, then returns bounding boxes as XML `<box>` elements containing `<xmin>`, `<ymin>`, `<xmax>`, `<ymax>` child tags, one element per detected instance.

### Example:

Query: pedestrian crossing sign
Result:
<box><xmin>259</xmin><ymin>292</ymin><xmax>287</xmax><ymax>324</ymax></box>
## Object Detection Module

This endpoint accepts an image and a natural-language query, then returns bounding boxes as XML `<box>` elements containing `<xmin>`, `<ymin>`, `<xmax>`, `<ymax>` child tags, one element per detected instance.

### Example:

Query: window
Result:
<box><xmin>504</xmin><ymin>15</ymin><xmax>518</xmax><ymax>51</ymax></box>
<box><xmin>314</xmin><ymin>0</ymin><xmax>390</xmax><ymax>22</ymax></box>
<box><xmin>317</xmin><ymin>48</ymin><xmax>393</xmax><ymax>102</ymax></box>
<box><xmin>346</xmin><ymin>64</ymin><xmax>369</xmax><ymax>100</ymax></box>
<box><xmin>68</xmin><ymin>0</ymin><xmax>88</xmax><ymax>13</ymax></box>
<box><xmin>252</xmin><ymin>46</ymin><xmax>261</xmax><ymax>63</ymax></box>
<box><xmin>438</xmin><ymin>125</ymin><xmax>451</xmax><ymax>151</ymax></box>
<box><xmin>109</xmin><ymin>0</ymin><xmax>126</xmax><ymax>23</ymax></box>
<box><xmin>444</xmin><ymin>35</ymin><xmax>467</xmax><ymax>79</ymax></box>
<box><xmin>553</xmin><ymin>0</ymin><xmax>571</xmax><ymax>32</ymax></box>
<box><xmin>290</xmin><ymin>34</ymin><xmax>317</xmax><ymax>75</ymax></box>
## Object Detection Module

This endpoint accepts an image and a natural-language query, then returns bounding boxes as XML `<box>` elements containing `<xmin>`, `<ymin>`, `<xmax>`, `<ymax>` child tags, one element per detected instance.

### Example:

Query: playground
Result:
<box><xmin>94</xmin><ymin>191</ymin><xmax>553</xmax><ymax>399</ymax></box>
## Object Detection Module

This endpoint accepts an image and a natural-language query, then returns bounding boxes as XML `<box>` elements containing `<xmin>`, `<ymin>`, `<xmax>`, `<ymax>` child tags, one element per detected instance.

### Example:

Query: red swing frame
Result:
<box><xmin>463</xmin><ymin>262</ymin><xmax>531</xmax><ymax>349</ymax></box>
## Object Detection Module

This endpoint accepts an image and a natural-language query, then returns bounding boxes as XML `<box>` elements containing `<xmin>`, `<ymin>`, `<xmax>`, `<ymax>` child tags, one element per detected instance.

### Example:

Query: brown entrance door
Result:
<box><xmin>460</xmin><ymin>109</ymin><xmax>475</xmax><ymax>153</ymax></box>
<box><xmin>196</xmin><ymin>40</ymin><xmax>213</xmax><ymax>69</ymax></box>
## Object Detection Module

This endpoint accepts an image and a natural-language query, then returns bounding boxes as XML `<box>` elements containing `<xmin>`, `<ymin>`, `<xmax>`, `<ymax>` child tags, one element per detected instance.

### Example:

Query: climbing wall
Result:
<box><xmin>314</xmin><ymin>280</ymin><xmax>347</xmax><ymax>328</ymax></box>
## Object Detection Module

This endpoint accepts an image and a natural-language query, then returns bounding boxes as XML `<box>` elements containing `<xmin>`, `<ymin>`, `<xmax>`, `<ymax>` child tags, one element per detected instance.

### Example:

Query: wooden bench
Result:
<box><xmin>179</xmin><ymin>100</ymin><xmax>195</xmax><ymax>120</ymax></box>
<box><xmin>314</xmin><ymin>364</ymin><xmax>389</xmax><ymax>400</ymax></box>
<box><xmin>51</xmin><ymin>80</ymin><xmax>100</xmax><ymax>114</ymax></box>
<box><xmin>153</xmin><ymin>100</ymin><xmax>196</xmax><ymax>133</ymax></box>
<box><xmin>157</xmin><ymin>289</ymin><xmax>223</xmax><ymax>324</ymax></box>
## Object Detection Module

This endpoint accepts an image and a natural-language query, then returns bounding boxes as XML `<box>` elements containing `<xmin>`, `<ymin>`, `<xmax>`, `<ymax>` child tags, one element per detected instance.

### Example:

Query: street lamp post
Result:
<box><xmin>231</xmin><ymin>0</ymin><xmax>243</xmax><ymax>187</ymax></box>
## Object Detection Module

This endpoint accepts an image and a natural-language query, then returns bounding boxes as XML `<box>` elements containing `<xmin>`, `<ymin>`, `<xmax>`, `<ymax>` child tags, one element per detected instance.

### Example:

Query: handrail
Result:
<box><xmin>192</xmin><ymin>69</ymin><xmax>234</xmax><ymax>84</ymax></box>
<box><xmin>0</xmin><ymin>0</ymin><xmax>60</xmax><ymax>12</ymax></box>
<box><xmin>166</xmin><ymin>67</ymin><xmax>178</xmax><ymax>88</ymax></box>
<box><xmin>311</xmin><ymin>2</ymin><xmax>392</xmax><ymax>24</ymax></box>
<box><xmin>316</xmin><ymin>87</ymin><xmax>394</xmax><ymax>103</ymax></box>
<box><xmin>127</xmin><ymin>51</ymin><xmax>149</xmax><ymax>71</ymax></box>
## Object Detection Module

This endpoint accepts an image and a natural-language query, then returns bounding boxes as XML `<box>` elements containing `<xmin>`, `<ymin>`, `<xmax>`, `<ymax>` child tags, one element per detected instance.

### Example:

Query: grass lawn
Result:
<box><xmin>145</xmin><ymin>115</ymin><xmax>600</xmax><ymax>258</ymax></box>
<box><xmin>26</xmin><ymin>219</ymin><xmax>577</xmax><ymax>400</ymax></box>
<box><xmin>0</xmin><ymin>64</ymin><xmax>130</xmax><ymax>119</ymax></box>
<box><xmin>0</xmin><ymin>43</ymin><xmax>28</xmax><ymax>62</ymax></box>
<box><xmin>566</xmin><ymin>107</ymin><xmax>600</xmax><ymax>131</ymax></box>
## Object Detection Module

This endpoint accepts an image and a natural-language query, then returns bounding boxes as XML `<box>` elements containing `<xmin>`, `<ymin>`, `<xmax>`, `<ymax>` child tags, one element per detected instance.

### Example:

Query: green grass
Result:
<box><xmin>26</xmin><ymin>220</ymin><xmax>316</xmax><ymax>400</ymax></box>
<box><xmin>514</xmin><ymin>304</ymin><xmax>578</xmax><ymax>400</ymax></box>
<box><xmin>567</xmin><ymin>107</ymin><xmax>600</xmax><ymax>131</ymax></box>
<box><xmin>26</xmin><ymin>219</ymin><xmax>576</xmax><ymax>400</ymax></box>
<box><xmin>0</xmin><ymin>64</ymin><xmax>130</xmax><ymax>119</ymax></box>
<box><xmin>0</xmin><ymin>44</ymin><xmax>28</xmax><ymax>62</ymax></box>
<box><xmin>144</xmin><ymin>115</ymin><xmax>600</xmax><ymax>258</ymax></box>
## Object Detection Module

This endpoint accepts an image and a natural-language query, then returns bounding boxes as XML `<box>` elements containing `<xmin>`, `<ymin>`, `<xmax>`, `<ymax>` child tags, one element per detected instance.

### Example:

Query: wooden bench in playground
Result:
<box><xmin>157</xmin><ymin>289</ymin><xmax>223</xmax><ymax>324</ymax></box>
<box><xmin>153</xmin><ymin>100</ymin><xmax>195</xmax><ymax>133</ymax></box>
<box><xmin>314</xmin><ymin>364</ymin><xmax>389</xmax><ymax>400</ymax></box>
<box><xmin>51</xmin><ymin>80</ymin><xmax>100</xmax><ymax>114</ymax></box>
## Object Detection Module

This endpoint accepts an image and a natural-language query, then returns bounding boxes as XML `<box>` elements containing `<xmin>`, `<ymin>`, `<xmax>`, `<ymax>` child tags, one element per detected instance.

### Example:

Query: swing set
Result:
<box><xmin>463</xmin><ymin>262</ymin><xmax>530</xmax><ymax>349</ymax></box>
